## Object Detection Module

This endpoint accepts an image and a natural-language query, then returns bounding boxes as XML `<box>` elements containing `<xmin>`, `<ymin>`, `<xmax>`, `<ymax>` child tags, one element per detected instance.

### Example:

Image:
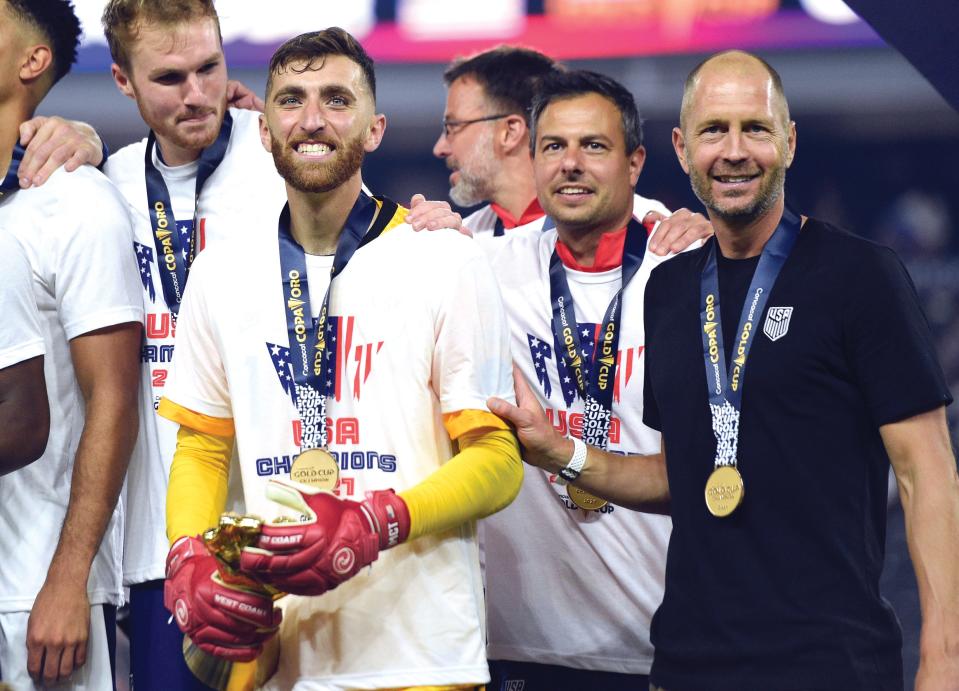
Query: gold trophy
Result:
<box><xmin>182</xmin><ymin>514</ymin><xmax>283</xmax><ymax>691</ymax></box>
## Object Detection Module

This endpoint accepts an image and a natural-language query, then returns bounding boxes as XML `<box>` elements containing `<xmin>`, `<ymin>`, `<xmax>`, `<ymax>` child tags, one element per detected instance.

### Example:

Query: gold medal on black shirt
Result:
<box><xmin>704</xmin><ymin>465</ymin><xmax>744</xmax><ymax>517</ymax></box>
<box><xmin>290</xmin><ymin>448</ymin><xmax>339</xmax><ymax>491</ymax></box>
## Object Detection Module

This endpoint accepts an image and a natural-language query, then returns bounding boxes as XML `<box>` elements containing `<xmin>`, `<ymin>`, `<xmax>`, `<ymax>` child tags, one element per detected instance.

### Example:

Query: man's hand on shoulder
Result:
<box><xmin>406</xmin><ymin>194</ymin><xmax>470</xmax><ymax>236</ymax></box>
<box><xmin>226</xmin><ymin>80</ymin><xmax>264</xmax><ymax>112</ymax></box>
<box><xmin>18</xmin><ymin>117</ymin><xmax>104</xmax><ymax>188</ymax></box>
<box><xmin>645</xmin><ymin>208</ymin><xmax>714</xmax><ymax>256</ymax></box>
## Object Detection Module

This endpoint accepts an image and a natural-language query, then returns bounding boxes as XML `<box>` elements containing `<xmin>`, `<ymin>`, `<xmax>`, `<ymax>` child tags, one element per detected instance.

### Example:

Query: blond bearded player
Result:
<box><xmin>159</xmin><ymin>28</ymin><xmax>521</xmax><ymax>690</ymax></box>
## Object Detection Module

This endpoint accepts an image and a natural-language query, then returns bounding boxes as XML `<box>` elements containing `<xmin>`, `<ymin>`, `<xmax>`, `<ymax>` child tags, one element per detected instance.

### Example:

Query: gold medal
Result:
<box><xmin>704</xmin><ymin>465</ymin><xmax>744</xmax><ymax>517</ymax></box>
<box><xmin>290</xmin><ymin>448</ymin><xmax>339</xmax><ymax>491</ymax></box>
<box><xmin>567</xmin><ymin>485</ymin><xmax>607</xmax><ymax>511</ymax></box>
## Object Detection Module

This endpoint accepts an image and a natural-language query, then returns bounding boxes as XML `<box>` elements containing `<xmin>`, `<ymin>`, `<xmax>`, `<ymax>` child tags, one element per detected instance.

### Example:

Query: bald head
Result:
<box><xmin>680</xmin><ymin>51</ymin><xmax>789</xmax><ymax>133</ymax></box>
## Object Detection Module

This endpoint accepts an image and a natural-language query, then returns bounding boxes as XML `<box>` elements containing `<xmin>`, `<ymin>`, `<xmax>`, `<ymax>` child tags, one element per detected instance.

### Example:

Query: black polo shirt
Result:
<box><xmin>643</xmin><ymin>218</ymin><xmax>952</xmax><ymax>691</ymax></box>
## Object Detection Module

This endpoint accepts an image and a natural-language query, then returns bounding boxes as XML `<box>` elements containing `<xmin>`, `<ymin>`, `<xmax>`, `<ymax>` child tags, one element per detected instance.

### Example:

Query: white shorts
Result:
<box><xmin>0</xmin><ymin>605</ymin><xmax>115</xmax><ymax>691</ymax></box>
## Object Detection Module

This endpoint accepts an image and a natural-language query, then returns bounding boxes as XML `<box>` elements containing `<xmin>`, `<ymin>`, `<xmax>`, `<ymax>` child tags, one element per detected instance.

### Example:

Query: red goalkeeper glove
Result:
<box><xmin>239</xmin><ymin>478</ymin><xmax>411</xmax><ymax>596</ymax></box>
<box><xmin>164</xmin><ymin>536</ymin><xmax>282</xmax><ymax>662</ymax></box>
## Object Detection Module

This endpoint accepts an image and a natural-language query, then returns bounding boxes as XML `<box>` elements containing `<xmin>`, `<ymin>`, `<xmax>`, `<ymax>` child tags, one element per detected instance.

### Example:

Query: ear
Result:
<box><xmin>364</xmin><ymin>113</ymin><xmax>387</xmax><ymax>153</ymax></box>
<box><xmin>672</xmin><ymin>127</ymin><xmax>690</xmax><ymax>174</ymax></box>
<box><xmin>111</xmin><ymin>63</ymin><xmax>136</xmax><ymax>100</ymax></box>
<box><xmin>785</xmin><ymin>121</ymin><xmax>797</xmax><ymax>168</ymax></box>
<box><xmin>259</xmin><ymin>113</ymin><xmax>272</xmax><ymax>153</ymax></box>
<box><xmin>498</xmin><ymin>114</ymin><xmax>527</xmax><ymax>156</ymax></box>
<box><xmin>628</xmin><ymin>145</ymin><xmax>647</xmax><ymax>187</ymax></box>
<box><xmin>19</xmin><ymin>45</ymin><xmax>53</xmax><ymax>84</ymax></box>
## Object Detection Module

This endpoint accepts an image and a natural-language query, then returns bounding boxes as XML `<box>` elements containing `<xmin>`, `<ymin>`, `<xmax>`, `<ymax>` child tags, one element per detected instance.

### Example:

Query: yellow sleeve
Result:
<box><xmin>159</xmin><ymin>397</ymin><xmax>235</xmax><ymax>437</ymax></box>
<box><xmin>166</xmin><ymin>425</ymin><xmax>234</xmax><ymax>545</ymax></box>
<box><xmin>400</xmin><ymin>409</ymin><xmax>521</xmax><ymax>541</ymax></box>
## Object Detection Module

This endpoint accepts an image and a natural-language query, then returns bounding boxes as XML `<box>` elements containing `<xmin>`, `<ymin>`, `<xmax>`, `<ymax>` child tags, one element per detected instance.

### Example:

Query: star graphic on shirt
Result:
<box><xmin>581</xmin><ymin>328</ymin><xmax>590</xmax><ymax>337</ymax></box>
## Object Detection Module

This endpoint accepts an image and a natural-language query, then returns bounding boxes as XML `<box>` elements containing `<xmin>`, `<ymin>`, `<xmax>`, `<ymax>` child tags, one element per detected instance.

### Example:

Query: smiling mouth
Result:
<box><xmin>555</xmin><ymin>185</ymin><xmax>593</xmax><ymax>197</ymax></box>
<box><xmin>713</xmin><ymin>173</ymin><xmax>760</xmax><ymax>184</ymax></box>
<box><xmin>295</xmin><ymin>142</ymin><xmax>334</xmax><ymax>157</ymax></box>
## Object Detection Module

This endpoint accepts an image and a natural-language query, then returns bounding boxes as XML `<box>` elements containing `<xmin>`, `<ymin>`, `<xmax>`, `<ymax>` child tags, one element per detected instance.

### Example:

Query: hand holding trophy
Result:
<box><xmin>165</xmin><ymin>516</ymin><xmax>283</xmax><ymax>690</ymax></box>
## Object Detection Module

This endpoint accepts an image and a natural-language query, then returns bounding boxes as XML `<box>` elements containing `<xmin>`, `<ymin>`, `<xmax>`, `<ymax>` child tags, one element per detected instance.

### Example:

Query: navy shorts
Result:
<box><xmin>128</xmin><ymin>580</ymin><xmax>213</xmax><ymax>691</ymax></box>
<box><xmin>489</xmin><ymin>659</ymin><xmax>649</xmax><ymax>691</ymax></box>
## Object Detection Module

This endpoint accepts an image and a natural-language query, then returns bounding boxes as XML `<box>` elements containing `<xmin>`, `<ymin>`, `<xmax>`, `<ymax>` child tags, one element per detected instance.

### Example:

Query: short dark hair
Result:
<box><xmin>7</xmin><ymin>0</ymin><xmax>81</xmax><ymax>86</ymax></box>
<box><xmin>267</xmin><ymin>27</ymin><xmax>376</xmax><ymax>102</ymax></box>
<box><xmin>443</xmin><ymin>46</ymin><xmax>559</xmax><ymax>126</ymax></box>
<box><xmin>680</xmin><ymin>50</ymin><xmax>790</xmax><ymax>130</ymax></box>
<box><xmin>102</xmin><ymin>0</ymin><xmax>221</xmax><ymax>72</ymax></box>
<box><xmin>530</xmin><ymin>70</ymin><xmax>644</xmax><ymax>155</ymax></box>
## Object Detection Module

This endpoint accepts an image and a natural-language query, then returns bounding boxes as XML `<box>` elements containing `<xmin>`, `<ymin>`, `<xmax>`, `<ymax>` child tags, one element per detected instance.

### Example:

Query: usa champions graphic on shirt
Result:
<box><xmin>526</xmin><ymin>322</ymin><xmax>646</xmax><ymax>449</ymax></box>
<box><xmin>264</xmin><ymin>315</ymin><xmax>394</xmax><ymax>494</ymax></box>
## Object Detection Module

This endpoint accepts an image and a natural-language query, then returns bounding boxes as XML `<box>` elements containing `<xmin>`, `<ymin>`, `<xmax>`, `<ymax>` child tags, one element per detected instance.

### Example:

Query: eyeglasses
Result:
<box><xmin>441</xmin><ymin>113</ymin><xmax>511</xmax><ymax>138</ymax></box>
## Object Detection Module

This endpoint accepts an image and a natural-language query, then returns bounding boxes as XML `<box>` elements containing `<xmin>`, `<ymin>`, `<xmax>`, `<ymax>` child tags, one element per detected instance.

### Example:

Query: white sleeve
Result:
<box><xmin>54</xmin><ymin>175</ymin><xmax>144</xmax><ymax>340</ymax></box>
<box><xmin>163</xmin><ymin>255</ymin><xmax>233</xmax><ymax>419</ymax></box>
<box><xmin>0</xmin><ymin>235</ymin><xmax>44</xmax><ymax>370</ymax></box>
<box><xmin>431</xmin><ymin>249</ymin><xmax>515</xmax><ymax>413</ymax></box>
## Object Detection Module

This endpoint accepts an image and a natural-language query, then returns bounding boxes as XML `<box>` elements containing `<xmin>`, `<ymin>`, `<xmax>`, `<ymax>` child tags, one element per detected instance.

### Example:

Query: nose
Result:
<box><xmin>560</xmin><ymin>145</ymin><xmax>584</xmax><ymax>176</ymax></box>
<box><xmin>433</xmin><ymin>131</ymin><xmax>450</xmax><ymax>159</ymax></box>
<box><xmin>721</xmin><ymin>129</ymin><xmax>747</xmax><ymax>163</ymax></box>
<box><xmin>299</xmin><ymin>99</ymin><xmax>326</xmax><ymax>134</ymax></box>
<box><xmin>182</xmin><ymin>74</ymin><xmax>205</xmax><ymax>107</ymax></box>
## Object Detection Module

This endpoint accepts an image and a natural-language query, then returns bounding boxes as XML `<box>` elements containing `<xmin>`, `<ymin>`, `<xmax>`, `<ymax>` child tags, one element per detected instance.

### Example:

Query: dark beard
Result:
<box><xmin>271</xmin><ymin>135</ymin><xmax>365</xmax><ymax>193</ymax></box>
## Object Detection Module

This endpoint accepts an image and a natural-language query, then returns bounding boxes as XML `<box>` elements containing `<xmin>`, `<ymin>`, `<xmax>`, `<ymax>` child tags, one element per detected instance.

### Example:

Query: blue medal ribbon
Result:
<box><xmin>699</xmin><ymin>205</ymin><xmax>801</xmax><ymax>466</ymax></box>
<box><xmin>0</xmin><ymin>143</ymin><xmax>24</xmax><ymax>198</ymax></box>
<box><xmin>143</xmin><ymin>112</ymin><xmax>233</xmax><ymax>315</ymax></box>
<box><xmin>548</xmin><ymin>218</ymin><xmax>646</xmax><ymax>449</ymax></box>
<box><xmin>278</xmin><ymin>191</ymin><xmax>400</xmax><ymax>449</ymax></box>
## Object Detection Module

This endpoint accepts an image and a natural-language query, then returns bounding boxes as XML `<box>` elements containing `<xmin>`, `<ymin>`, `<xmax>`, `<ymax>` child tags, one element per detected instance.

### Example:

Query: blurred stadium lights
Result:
<box><xmin>799</xmin><ymin>0</ymin><xmax>860</xmax><ymax>25</ymax></box>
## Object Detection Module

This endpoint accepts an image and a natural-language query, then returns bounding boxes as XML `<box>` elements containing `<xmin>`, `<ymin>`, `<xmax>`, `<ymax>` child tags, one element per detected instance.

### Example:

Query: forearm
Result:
<box><xmin>401</xmin><ymin>428</ymin><xmax>522</xmax><ymax>541</ymax></box>
<box><xmin>883</xmin><ymin>407</ymin><xmax>959</xmax><ymax>673</ymax></box>
<box><xmin>900</xmin><ymin>455</ymin><xmax>959</xmax><ymax>663</ymax></box>
<box><xmin>46</xmin><ymin>389</ymin><xmax>138</xmax><ymax>583</ymax></box>
<box><xmin>166</xmin><ymin>426</ymin><xmax>233</xmax><ymax>544</ymax></box>
<box><xmin>533</xmin><ymin>437</ymin><xmax>670</xmax><ymax>513</ymax></box>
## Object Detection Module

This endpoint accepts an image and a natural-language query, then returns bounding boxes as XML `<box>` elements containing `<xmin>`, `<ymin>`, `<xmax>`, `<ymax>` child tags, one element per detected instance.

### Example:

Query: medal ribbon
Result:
<box><xmin>0</xmin><ymin>143</ymin><xmax>24</xmax><ymax>198</ymax></box>
<box><xmin>143</xmin><ymin>111</ymin><xmax>233</xmax><ymax>316</ymax></box>
<box><xmin>548</xmin><ymin>218</ymin><xmax>646</xmax><ymax>449</ymax></box>
<box><xmin>699</xmin><ymin>206</ymin><xmax>801</xmax><ymax>467</ymax></box>
<box><xmin>278</xmin><ymin>191</ymin><xmax>400</xmax><ymax>449</ymax></box>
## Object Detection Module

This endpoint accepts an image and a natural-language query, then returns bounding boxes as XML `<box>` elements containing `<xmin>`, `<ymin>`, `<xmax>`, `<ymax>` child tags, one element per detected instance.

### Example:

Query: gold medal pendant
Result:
<box><xmin>704</xmin><ymin>465</ymin><xmax>744</xmax><ymax>517</ymax></box>
<box><xmin>567</xmin><ymin>485</ymin><xmax>608</xmax><ymax>511</ymax></box>
<box><xmin>290</xmin><ymin>448</ymin><xmax>339</xmax><ymax>491</ymax></box>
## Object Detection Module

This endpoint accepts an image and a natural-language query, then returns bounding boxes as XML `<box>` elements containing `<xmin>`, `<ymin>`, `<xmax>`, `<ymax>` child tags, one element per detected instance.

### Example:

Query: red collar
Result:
<box><xmin>489</xmin><ymin>198</ymin><xmax>545</xmax><ymax>229</ymax></box>
<box><xmin>555</xmin><ymin>226</ymin><xmax>630</xmax><ymax>272</ymax></box>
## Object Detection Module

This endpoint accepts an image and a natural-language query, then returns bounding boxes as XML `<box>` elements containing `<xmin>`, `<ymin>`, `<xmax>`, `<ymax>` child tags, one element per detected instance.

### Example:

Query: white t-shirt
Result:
<box><xmin>164</xmin><ymin>222</ymin><xmax>514</xmax><ymax>689</ymax></box>
<box><xmin>481</xmin><ymin>193</ymin><xmax>674</xmax><ymax>674</ymax></box>
<box><xmin>105</xmin><ymin>108</ymin><xmax>288</xmax><ymax>584</ymax></box>
<box><xmin>463</xmin><ymin>204</ymin><xmax>499</xmax><ymax>242</ymax></box>
<box><xmin>0</xmin><ymin>234</ymin><xmax>44</xmax><ymax>370</ymax></box>
<box><xmin>0</xmin><ymin>166</ymin><xmax>143</xmax><ymax>612</ymax></box>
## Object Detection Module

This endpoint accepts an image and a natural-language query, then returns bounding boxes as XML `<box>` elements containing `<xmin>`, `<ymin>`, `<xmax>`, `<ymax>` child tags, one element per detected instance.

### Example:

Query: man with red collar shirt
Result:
<box><xmin>433</xmin><ymin>46</ymin><xmax>557</xmax><ymax>241</ymax></box>
<box><xmin>477</xmin><ymin>69</ymin><xmax>708</xmax><ymax>691</ymax></box>
<box><xmin>434</xmin><ymin>47</ymin><xmax>707</xmax><ymax>259</ymax></box>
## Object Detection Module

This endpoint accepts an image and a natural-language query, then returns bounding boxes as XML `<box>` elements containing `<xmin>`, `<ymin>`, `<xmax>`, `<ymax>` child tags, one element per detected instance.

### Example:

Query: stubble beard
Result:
<box><xmin>448</xmin><ymin>127</ymin><xmax>496</xmax><ymax>207</ymax></box>
<box><xmin>688</xmin><ymin>151</ymin><xmax>787</xmax><ymax>225</ymax></box>
<box><xmin>272</xmin><ymin>133</ymin><xmax>366</xmax><ymax>194</ymax></box>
